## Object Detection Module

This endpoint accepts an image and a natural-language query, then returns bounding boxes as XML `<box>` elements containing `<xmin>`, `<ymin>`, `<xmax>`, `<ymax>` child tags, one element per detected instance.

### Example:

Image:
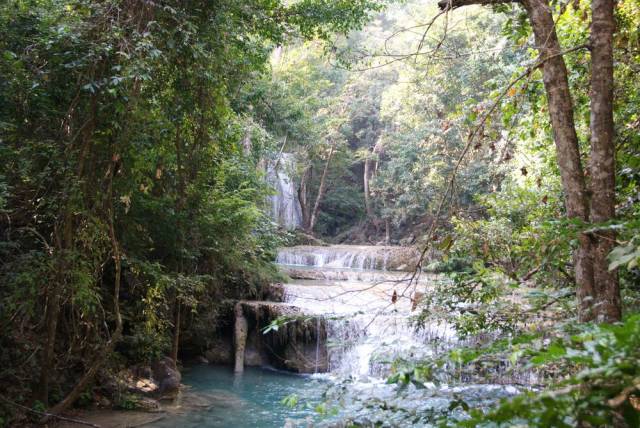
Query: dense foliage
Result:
<box><xmin>1</xmin><ymin>0</ymin><xmax>639</xmax><ymax>426</ymax></box>
<box><xmin>259</xmin><ymin>0</ymin><xmax>640</xmax><ymax>426</ymax></box>
<box><xmin>0</xmin><ymin>0</ymin><xmax>383</xmax><ymax>423</ymax></box>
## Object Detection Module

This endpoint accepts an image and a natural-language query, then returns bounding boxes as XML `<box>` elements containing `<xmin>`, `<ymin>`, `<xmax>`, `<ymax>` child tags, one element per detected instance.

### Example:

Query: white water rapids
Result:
<box><xmin>273</xmin><ymin>245</ymin><xmax>535</xmax><ymax>426</ymax></box>
<box><xmin>277</xmin><ymin>245</ymin><xmax>452</xmax><ymax>378</ymax></box>
<box><xmin>156</xmin><ymin>245</ymin><xmax>533</xmax><ymax>427</ymax></box>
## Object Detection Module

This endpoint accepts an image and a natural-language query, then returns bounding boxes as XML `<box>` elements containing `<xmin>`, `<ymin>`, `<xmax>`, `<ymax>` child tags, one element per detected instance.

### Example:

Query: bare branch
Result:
<box><xmin>438</xmin><ymin>0</ymin><xmax>520</xmax><ymax>10</ymax></box>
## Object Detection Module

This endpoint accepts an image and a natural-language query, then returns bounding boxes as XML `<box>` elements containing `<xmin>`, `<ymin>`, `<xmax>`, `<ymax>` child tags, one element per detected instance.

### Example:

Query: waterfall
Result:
<box><xmin>276</xmin><ymin>245</ymin><xmax>450</xmax><ymax>379</ymax></box>
<box><xmin>266</xmin><ymin>153</ymin><xmax>302</xmax><ymax>230</ymax></box>
<box><xmin>276</xmin><ymin>245</ymin><xmax>540</xmax><ymax>388</ymax></box>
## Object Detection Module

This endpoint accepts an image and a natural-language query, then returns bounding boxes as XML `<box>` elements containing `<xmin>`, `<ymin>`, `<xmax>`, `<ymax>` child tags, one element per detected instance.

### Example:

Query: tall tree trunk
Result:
<box><xmin>171</xmin><ymin>302</ymin><xmax>182</xmax><ymax>365</ymax></box>
<box><xmin>44</xmin><ymin>153</ymin><xmax>123</xmax><ymax>420</ymax></box>
<box><xmin>385</xmin><ymin>218</ymin><xmax>391</xmax><ymax>244</ymax></box>
<box><xmin>522</xmin><ymin>0</ymin><xmax>595</xmax><ymax>321</ymax></box>
<box><xmin>173</xmin><ymin>124</ymin><xmax>186</xmax><ymax>361</ymax></box>
<box><xmin>37</xmin><ymin>98</ymin><xmax>97</xmax><ymax>406</ymax></box>
<box><xmin>588</xmin><ymin>0</ymin><xmax>620</xmax><ymax>322</ymax></box>
<box><xmin>299</xmin><ymin>165</ymin><xmax>312</xmax><ymax>229</ymax></box>
<box><xmin>364</xmin><ymin>151</ymin><xmax>374</xmax><ymax>217</ymax></box>
<box><xmin>37</xmin><ymin>223</ymin><xmax>68</xmax><ymax>407</ymax></box>
<box><xmin>439</xmin><ymin>0</ymin><xmax>623</xmax><ymax>321</ymax></box>
<box><xmin>309</xmin><ymin>145</ymin><xmax>335</xmax><ymax>232</ymax></box>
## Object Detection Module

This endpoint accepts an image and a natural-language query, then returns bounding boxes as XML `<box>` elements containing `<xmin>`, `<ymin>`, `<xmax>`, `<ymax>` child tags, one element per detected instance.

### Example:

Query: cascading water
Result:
<box><xmin>266</xmin><ymin>153</ymin><xmax>302</xmax><ymax>230</ymax></box>
<box><xmin>277</xmin><ymin>245</ymin><xmax>419</xmax><ymax>271</ymax></box>
<box><xmin>278</xmin><ymin>245</ymin><xmax>450</xmax><ymax>379</ymax></box>
<box><xmin>275</xmin><ymin>245</ymin><xmax>525</xmax><ymax>426</ymax></box>
<box><xmin>150</xmin><ymin>245</ymin><xmax>527</xmax><ymax>428</ymax></box>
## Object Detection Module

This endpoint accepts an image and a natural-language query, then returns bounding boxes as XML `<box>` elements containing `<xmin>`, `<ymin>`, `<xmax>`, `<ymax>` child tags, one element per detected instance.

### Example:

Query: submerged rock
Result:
<box><xmin>133</xmin><ymin>396</ymin><xmax>162</xmax><ymax>412</ymax></box>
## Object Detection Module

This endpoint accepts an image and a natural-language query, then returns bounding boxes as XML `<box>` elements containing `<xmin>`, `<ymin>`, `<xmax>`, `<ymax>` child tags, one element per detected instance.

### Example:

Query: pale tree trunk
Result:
<box><xmin>299</xmin><ymin>165</ymin><xmax>312</xmax><ymax>229</ymax></box>
<box><xmin>309</xmin><ymin>145</ymin><xmax>335</xmax><ymax>232</ymax></box>
<box><xmin>588</xmin><ymin>0</ymin><xmax>620</xmax><ymax>322</ymax></box>
<box><xmin>364</xmin><ymin>153</ymin><xmax>374</xmax><ymax>217</ymax></box>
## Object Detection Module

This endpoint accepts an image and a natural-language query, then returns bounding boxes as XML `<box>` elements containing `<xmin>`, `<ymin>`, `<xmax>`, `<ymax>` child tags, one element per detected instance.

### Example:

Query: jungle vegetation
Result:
<box><xmin>1</xmin><ymin>0</ymin><xmax>639</xmax><ymax>426</ymax></box>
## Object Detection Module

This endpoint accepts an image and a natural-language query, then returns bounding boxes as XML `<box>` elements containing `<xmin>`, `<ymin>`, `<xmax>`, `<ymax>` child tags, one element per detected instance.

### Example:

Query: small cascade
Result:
<box><xmin>277</xmin><ymin>245</ymin><xmax>419</xmax><ymax>271</ymax></box>
<box><xmin>266</xmin><ymin>153</ymin><xmax>302</xmax><ymax>230</ymax></box>
<box><xmin>275</xmin><ymin>245</ymin><xmax>537</xmax><ymax>387</ymax></box>
<box><xmin>282</xmin><ymin>277</ymin><xmax>453</xmax><ymax>379</ymax></box>
<box><xmin>274</xmin><ymin>245</ymin><xmax>444</xmax><ymax>379</ymax></box>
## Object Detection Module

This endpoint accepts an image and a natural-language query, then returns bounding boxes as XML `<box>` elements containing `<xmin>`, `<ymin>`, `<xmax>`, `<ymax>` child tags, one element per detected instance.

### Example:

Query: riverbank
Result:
<box><xmin>57</xmin><ymin>365</ymin><xmax>324</xmax><ymax>428</ymax></box>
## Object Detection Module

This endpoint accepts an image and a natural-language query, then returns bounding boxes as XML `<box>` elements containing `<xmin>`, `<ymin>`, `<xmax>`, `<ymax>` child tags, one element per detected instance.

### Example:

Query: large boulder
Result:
<box><xmin>151</xmin><ymin>357</ymin><xmax>181</xmax><ymax>398</ymax></box>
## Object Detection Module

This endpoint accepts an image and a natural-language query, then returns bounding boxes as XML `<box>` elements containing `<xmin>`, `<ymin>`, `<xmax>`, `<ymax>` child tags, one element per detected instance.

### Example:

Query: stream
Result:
<box><xmin>154</xmin><ymin>245</ymin><xmax>522</xmax><ymax>427</ymax></box>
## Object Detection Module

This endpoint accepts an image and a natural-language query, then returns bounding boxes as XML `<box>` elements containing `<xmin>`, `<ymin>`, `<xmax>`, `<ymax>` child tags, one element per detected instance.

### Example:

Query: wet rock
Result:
<box><xmin>291</xmin><ymin>229</ymin><xmax>327</xmax><ymax>246</ymax></box>
<box><xmin>399</xmin><ymin>234</ymin><xmax>416</xmax><ymax>246</ymax></box>
<box><xmin>151</xmin><ymin>357</ymin><xmax>181</xmax><ymax>397</ymax></box>
<box><xmin>96</xmin><ymin>394</ymin><xmax>112</xmax><ymax>408</ymax></box>
<box><xmin>263</xmin><ymin>282</ymin><xmax>285</xmax><ymax>302</ymax></box>
<box><xmin>167</xmin><ymin>390</ymin><xmax>246</xmax><ymax>413</ymax></box>
<box><xmin>244</xmin><ymin>333</ymin><xmax>267</xmax><ymax>367</ymax></box>
<box><xmin>385</xmin><ymin>247</ymin><xmax>420</xmax><ymax>271</ymax></box>
<box><xmin>133</xmin><ymin>365</ymin><xmax>153</xmax><ymax>379</ymax></box>
<box><xmin>131</xmin><ymin>377</ymin><xmax>159</xmax><ymax>395</ymax></box>
<box><xmin>133</xmin><ymin>396</ymin><xmax>162</xmax><ymax>412</ymax></box>
<box><xmin>234</xmin><ymin>300</ymin><xmax>328</xmax><ymax>374</ymax></box>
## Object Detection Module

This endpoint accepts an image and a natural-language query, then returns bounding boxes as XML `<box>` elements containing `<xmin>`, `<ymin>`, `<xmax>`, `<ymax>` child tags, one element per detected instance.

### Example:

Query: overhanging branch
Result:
<box><xmin>437</xmin><ymin>0</ymin><xmax>520</xmax><ymax>11</ymax></box>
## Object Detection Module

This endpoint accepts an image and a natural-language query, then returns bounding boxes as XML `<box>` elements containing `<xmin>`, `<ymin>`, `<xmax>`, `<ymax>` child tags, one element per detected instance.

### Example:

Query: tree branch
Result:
<box><xmin>437</xmin><ymin>0</ymin><xmax>520</xmax><ymax>11</ymax></box>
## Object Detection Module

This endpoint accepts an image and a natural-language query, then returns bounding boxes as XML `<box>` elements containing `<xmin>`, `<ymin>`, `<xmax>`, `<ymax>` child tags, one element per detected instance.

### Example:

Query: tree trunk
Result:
<box><xmin>588</xmin><ymin>0</ymin><xmax>620</xmax><ymax>322</ymax></box>
<box><xmin>44</xmin><ymin>153</ymin><xmax>123</xmax><ymax>420</ymax></box>
<box><xmin>299</xmin><ymin>165</ymin><xmax>312</xmax><ymax>229</ymax></box>
<box><xmin>37</xmin><ymin>98</ymin><xmax>97</xmax><ymax>406</ymax></box>
<box><xmin>172</xmin><ymin>123</ymin><xmax>187</xmax><ymax>361</ymax></box>
<box><xmin>522</xmin><ymin>0</ymin><xmax>595</xmax><ymax>320</ymax></box>
<box><xmin>308</xmin><ymin>145</ymin><xmax>335</xmax><ymax>232</ymax></box>
<box><xmin>37</xmin><ymin>237</ymin><xmax>66</xmax><ymax>407</ymax></box>
<box><xmin>385</xmin><ymin>218</ymin><xmax>391</xmax><ymax>244</ymax></box>
<box><xmin>440</xmin><ymin>0</ymin><xmax>622</xmax><ymax>321</ymax></box>
<box><xmin>171</xmin><ymin>302</ymin><xmax>181</xmax><ymax>365</ymax></box>
<box><xmin>364</xmin><ymin>152</ymin><xmax>374</xmax><ymax>217</ymax></box>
